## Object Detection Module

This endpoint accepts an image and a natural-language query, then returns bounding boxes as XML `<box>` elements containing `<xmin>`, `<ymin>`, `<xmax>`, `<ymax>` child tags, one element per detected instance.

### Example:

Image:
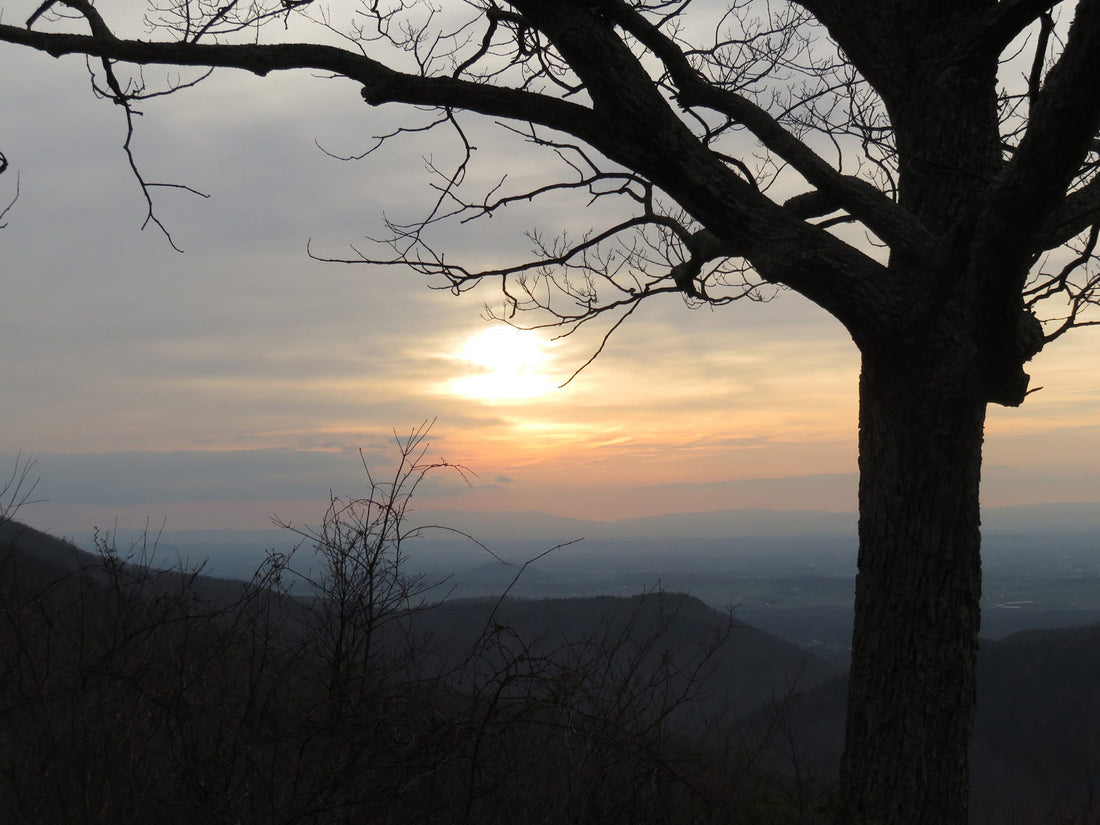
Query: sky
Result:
<box><xmin>2</xmin><ymin>6</ymin><xmax>1100</xmax><ymax>537</ymax></box>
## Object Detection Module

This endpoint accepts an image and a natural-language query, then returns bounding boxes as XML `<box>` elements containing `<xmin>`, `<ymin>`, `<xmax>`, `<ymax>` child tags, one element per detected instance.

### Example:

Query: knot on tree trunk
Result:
<box><xmin>1015</xmin><ymin>307</ymin><xmax>1046</xmax><ymax>362</ymax></box>
<box><xmin>984</xmin><ymin>308</ymin><xmax>1045</xmax><ymax>407</ymax></box>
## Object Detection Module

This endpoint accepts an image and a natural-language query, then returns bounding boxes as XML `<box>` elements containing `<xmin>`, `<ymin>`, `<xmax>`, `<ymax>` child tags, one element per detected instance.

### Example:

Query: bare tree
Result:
<box><xmin>272</xmin><ymin>421</ymin><xmax>469</xmax><ymax>729</ymax></box>
<box><xmin>3</xmin><ymin>2</ymin><xmax>1100</xmax><ymax>823</ymax></box>
<box><xmin>0</xmin><ymin>454</ymin><xmax>39</xmax><ymax>528</ymax></box>
<box><xmin>2</xmin><ymin>429</ymin><xmax>776</xmax><ymax>825</ymax></box>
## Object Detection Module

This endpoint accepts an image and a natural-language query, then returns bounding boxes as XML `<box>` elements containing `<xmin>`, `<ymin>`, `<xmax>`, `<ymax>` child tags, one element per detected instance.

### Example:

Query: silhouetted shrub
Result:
<box><xmin>0</xmin><ymin>432</ymin><xmax>834</xmax><ymax>824</ymax></box>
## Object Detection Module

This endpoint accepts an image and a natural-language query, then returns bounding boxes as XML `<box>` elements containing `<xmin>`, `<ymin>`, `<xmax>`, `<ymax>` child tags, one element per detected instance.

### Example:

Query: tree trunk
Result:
<box><xmin>837</xmin><ymin>351</ymin><xmax>986</xmax><ymax>825</ymax></box>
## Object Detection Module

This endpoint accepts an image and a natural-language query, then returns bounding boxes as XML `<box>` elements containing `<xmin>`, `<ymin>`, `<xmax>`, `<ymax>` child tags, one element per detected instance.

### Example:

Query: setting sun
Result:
<box><xmin>448</xmin><ymin>326</ymin><xmax>557</xmax><ymax>401</ymax></box>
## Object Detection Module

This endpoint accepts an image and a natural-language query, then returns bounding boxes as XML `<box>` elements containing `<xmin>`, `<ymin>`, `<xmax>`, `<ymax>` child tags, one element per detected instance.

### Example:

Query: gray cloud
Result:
<box><xmin>4</xmin><ymin>34</ymin><xmax>1100</xmax><ymax>538</ymax></box>
<box><xmin>24</xmin><ymin>449</ymin><xmax>375</xmax><ymax>506</ymax></box>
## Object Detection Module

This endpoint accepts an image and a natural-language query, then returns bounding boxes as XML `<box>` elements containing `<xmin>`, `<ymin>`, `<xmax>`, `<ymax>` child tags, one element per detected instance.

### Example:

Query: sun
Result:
<box><xmin>449</xmin><ymin>327</ymin><xmax>557</xmax><ymax>401</ymax></box>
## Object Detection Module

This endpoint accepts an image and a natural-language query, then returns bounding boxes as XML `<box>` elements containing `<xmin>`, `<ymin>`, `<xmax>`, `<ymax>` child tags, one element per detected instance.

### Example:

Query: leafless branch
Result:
<box><xmin>0</xmin><ymin>151</ymin><xmax>16</xmax><ymax>229</ymax></box>
<box><xmin>0</xmin><ymin>453</ymin><xmax>42</xmax><ymax>527</ymax></box>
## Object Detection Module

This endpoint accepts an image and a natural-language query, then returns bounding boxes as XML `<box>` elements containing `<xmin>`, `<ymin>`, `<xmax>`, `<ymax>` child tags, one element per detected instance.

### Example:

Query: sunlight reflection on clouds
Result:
<box><xmin>446</xmin><ymin>327</ymin><xmax>559</xmax><ymax>402</ymax></box>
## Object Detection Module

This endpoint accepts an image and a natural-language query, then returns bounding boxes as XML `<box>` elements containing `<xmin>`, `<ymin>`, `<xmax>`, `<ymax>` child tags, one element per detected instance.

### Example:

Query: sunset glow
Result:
<box><xmin>3</xmin><ymin>46</ymin><xmax>1100</xmax><ymax>535</ymax></box>
<box><xmin>448</xmin><ymin>327</ymin><xmax>557</xmax><ymax>401</ymax></box>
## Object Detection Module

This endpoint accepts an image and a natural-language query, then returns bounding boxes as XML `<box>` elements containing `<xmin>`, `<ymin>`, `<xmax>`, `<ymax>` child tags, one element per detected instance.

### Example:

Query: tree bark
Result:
<box><xmin>838</xmin><ymin>351</ymin><xmax>986</xmax><ymax>825</ymax></box>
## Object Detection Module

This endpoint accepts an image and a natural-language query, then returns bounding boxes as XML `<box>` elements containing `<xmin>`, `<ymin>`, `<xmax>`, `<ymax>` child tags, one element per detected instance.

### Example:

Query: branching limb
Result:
<box><xmin>3</xmin><ymin>2</ymin><xmax>892</xmax><ymax>327</ymax></box>
<box><xmin>973</xmin><ymin>0</ymin><xmax>1066</xmax><ymax>57</ymax></box>
<box><xmin>0</xmin><ymin>453</ymin><xmax>42</xmax><ymax>527</ymax></box>
<box><xmin>0</xmin><ymin>150</ymin><xmax>16</xmax><ymax>229</ymax></box>
<box><xmin>313</xmin><ymin>109</ymin><xmax>752</xmax><ymax>319</ymax></box>
<box><xmin>1039</xmin><ymin>166</ymin><xmax>1100</xmax><ymax>250</ymax></box>
<box><xmin>314</xmin><ymin>202</ymin><xmax>764</xmax><ymax>382</ymax></box>
<box><xmin>0</xmin><ymin>22</ymin><xmax>601</xmax><ymax>142</ymax></box>
<box><xmin>579</xmin><ymin>0</ymin><xmax>934</xmax><ymax>259</ymax></box>
<box><xmin>88</xmin><ymin>56</ymin><xmax>211</xmax><ymax>250</ymax></box>
<box><xmin>997</xmin><ymin>0</ymin><xmax>1100</xmax><ymax>208</ymax></box>
<box><xmin>1026</xmin><ymin>222</ymin><xmax>1100</xmax><ymax>340</ymax></box>
<box><xmin>471</xmin><ymin>2</ymin><xmax>892</xmax><ymax>335</ymax></box>
<box><xmin>24</xmin><ymin>2</ymin><xmax>216</xmax><ymax>248</ymax></box>
<box><xmin>973</xmin><ymin>0</ymin><xmax>1100</xmax><ymax>288</ymax></box>
<box><xmin>1026</xmin><ymin>10</ymin><xmax>1056</xmax><ymax>114</ymax></box>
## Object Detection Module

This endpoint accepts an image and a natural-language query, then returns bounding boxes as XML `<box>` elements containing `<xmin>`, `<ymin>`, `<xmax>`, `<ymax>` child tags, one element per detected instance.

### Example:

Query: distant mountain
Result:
<box><xmin>407</xmin><ymin>592</ymin><xmax>843</xmax><ymax>724</ymax></box>
<box><xmin>741</xmin><ymin>622</ymin><xmax>1100</xmax><ymax>823</ymax></box>
<box><xmin>45</xmin><ymin>506</ymin><xmax>1100</xmax><ymax>653</ymax></box>
<box><xmin>3</xmin><ymin>519</ymin><xmax>840</xmax><ymax>726</ymax></box>
<box><xmin>0</xmin><ymin>519</ymin><xmax>258</xmax><ymax>608</ymax></box>
<box><xmin>48</xmin><ymin>499</ymin><xmax>1100</xmax><ymax>578</ymax></box>
<box><xmin>405</xmin><ymin>501</ymin><xmax>1100</xmax><ymax>542</ymax></box>
<box><xmin>401</xmin><ymin>507</ymin><xmax>858</xmax><ymax>543</ymax></box>
<box><xmin>982</xmin><ymin>501</ymin><xmax>1100</xmax><ymax>535</ymax></box>
<box><xmin>0</xmin><ymin>518</ymin><xmax>97</xmax><ymax>573</ymax></box>
<box><xmin>971</xmin><ymin>623</ymin><xmax>1100</xmax><ymax>822</ymax></box>
<box><xmin>7</xmin><ymin>517</ymin><xmax>1100</xmax><ymax>820</ymax></box>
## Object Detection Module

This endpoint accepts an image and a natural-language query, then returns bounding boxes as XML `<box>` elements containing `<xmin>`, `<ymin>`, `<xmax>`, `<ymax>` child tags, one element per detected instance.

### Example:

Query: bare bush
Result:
<box><xmin>0</xmin><ymin>430</ymin><xmax>829</xmax><ymax>824</ymax></box>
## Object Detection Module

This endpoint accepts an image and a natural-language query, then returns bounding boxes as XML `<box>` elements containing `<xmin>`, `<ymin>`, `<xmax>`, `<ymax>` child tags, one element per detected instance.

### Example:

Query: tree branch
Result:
<box><xmin>973</xmin><ymin>0</ymin><xmax>1100</xmax><ymax>276</ymax></box>
<box><xmin>0</xmin><ymin>23</ymin><xmax>600</xmax><ymax>144</ymax></box>
<box><xmin>598</xmin><ymin>0</ymin><xmax>935</xmax><ymax>259</ymax></box>
<box><xmin>0</xmin><ymin>2</ymin><xmax>893</xmax><ymax>339</ymax></box>
<box><xmin>972</xmin><ymin>0</ymin><xmax>1065</xmax><ymax>56</ymax></box>
<box><xmin>0</xmin><ymin>150</ymin><xmax>16</xmax><ymax>229</ymax></box>
<box><xmin>491</xmin><ymin>1</ymin><xmax>894</xmax><ymax>338</ymax></box>
<box><xmin>1039</xmin><ymin>173</ymin><xmax>1100</xmax><ymax>250</ymax></box>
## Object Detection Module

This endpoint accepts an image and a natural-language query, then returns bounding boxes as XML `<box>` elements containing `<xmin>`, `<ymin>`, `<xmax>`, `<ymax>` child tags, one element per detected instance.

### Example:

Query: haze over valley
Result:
<box><xmin>54</xmin><ymin>502</ymin><xmax>1100</xmax><ymax>659</ymax></box>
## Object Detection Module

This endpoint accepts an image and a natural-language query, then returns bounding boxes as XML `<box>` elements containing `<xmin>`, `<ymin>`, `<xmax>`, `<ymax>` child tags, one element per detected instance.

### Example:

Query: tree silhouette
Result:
<box><xmin>3</xmin><ymin>2</ymin><xmax>1100</xmax><ymax>823</ymax></box>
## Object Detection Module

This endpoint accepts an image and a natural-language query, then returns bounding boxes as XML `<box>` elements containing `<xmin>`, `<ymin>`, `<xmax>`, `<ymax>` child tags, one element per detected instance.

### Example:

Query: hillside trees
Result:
<box><xmin>2</xmin><ymin>2</ymin><xmax>1100</xmax><ymax>823</ymax></box>
<box><xmin>0</xmin><ymin>435</ymin><xmax>784</xmax><ymax>825</ymax></box>
<box><xmin>0</xmin><ymin>454</ymin><xmax>37</xmax><ymax>526</ymax></box>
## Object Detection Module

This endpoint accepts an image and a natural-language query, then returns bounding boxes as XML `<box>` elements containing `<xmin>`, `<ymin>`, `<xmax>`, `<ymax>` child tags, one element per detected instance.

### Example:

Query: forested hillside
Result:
<box><xmin>2</xmin><ymin>519</ymin><xmax>1098</xmax><ymax>823</ymax></box>
<box><xmin>0</xmin><ymin>520</ymin><xmax>837</xmax><ymax>824</ymax></box>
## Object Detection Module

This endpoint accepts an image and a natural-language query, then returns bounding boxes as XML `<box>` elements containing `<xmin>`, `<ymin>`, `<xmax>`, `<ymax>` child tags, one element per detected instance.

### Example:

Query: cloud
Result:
<box><xmin>23</xmin><ymin>449</ymin><xmax>371</xmax><ymax>506</ymax></box>
<box><xmin>4</xmin><ymin>34</ymin><xmax>1100</xmax><ymax>540</ymax></box>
